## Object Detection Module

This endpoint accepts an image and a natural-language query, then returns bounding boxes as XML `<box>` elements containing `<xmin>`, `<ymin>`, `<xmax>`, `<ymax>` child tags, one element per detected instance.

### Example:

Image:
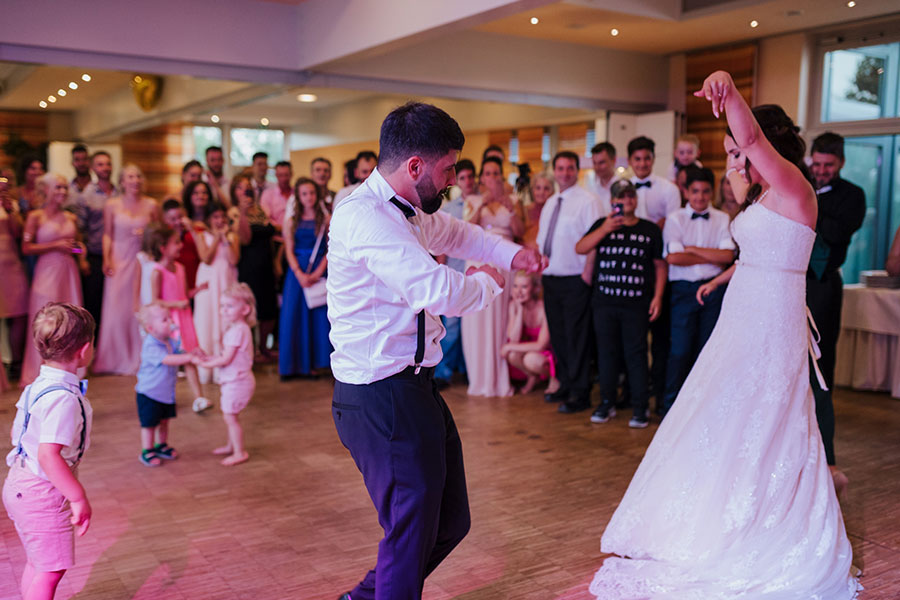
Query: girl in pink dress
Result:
<box><xmin>195</xmin><ymin>282</ymin><xmax>256</xmax><ymax>466</ymax></box>
<box><xmin>148</xmin><ymin>223</ymin><xmax>209</xmax><ymax>410</ymax></box>
<box><xmin>20</xmin><ymin>174</ymin><xmax>88</xmax><ymax>387</ymax></box>
<box><xmin>501</xmin><ymin>272</ymin><xmax>560</xmax><ymax>395</ymax></box>
<box><xmin>93</xmin><ymin>165</ymin><xmax>159</xmax><ymax>375</ymax></box>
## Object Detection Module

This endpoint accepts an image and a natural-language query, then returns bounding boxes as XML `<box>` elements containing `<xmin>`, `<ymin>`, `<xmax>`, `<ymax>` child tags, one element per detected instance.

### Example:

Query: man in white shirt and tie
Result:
<box><xmin>537</xmin><ymin>151</ymin><xmax>602</xmax><ymax>414</ymax></box>
<box><xmin>628</xmin><ymin>135</ymin><xmax>681</xmax><ymax>410</ymax></box>
<box><xmin>328</xmin><ymin>102</ymin><xmax>545</xmax><ymax>600</ymax></box>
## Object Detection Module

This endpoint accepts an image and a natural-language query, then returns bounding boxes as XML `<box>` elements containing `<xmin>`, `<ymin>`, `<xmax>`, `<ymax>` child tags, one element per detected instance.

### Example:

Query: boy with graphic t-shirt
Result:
<box><xmin>576</xmin><ymin>180</ymin><xmax>667</xmax><ymax>428</ymax></box>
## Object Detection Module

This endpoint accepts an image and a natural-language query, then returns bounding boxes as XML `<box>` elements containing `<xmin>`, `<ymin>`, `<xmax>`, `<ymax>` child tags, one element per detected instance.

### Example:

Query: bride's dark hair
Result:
<box><xmin>727</xmin><ymin>104</ymin><xmax>809</xmax><ymax>213</ymax></box>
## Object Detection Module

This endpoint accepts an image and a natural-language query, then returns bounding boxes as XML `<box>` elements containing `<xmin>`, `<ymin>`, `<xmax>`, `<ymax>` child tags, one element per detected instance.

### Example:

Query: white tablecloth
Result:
<box><xmin>835</xmin><ymin>284</ymin><xmax>900</xmax><ymax>399</ymax></box>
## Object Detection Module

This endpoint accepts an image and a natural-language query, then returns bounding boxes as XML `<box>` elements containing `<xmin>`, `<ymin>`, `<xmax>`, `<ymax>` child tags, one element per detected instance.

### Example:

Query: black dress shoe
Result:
<box><xmin>337</xmin><ymin>594</ymin><xmax>352</xmax><ymax>600</ymax></box>
<box><xmin>558</xmin><ymin>400</ymin><xmax>590</xmax><ymax>414</ymax></box>
<box><xmin>544</xmin><ymin>388</ymin><xmax>569</xmax><ymax>403</ymax></box>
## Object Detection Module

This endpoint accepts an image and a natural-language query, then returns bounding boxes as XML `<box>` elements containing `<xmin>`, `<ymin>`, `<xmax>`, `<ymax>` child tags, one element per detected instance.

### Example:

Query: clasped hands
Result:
<box><xmin>465</xmin><ymin>248</ymin><xmax>547</xmax><ymax>289</ymax></box>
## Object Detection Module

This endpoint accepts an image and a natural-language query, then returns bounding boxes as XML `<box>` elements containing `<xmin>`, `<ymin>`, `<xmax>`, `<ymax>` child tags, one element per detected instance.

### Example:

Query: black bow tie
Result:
<box><xmin>691</xmin><ymin>212</ymin><xmax>709</xmax><ymax>220</ymax></box>
<box><xmin>634</xmin><ymin>180</ymin><xmax>652</xmax><ymax>189</ymax></box>
<box><xmin>389</xmin><ymin>197</ymin><xmax>415</xmax><ymax>220</ymax></box>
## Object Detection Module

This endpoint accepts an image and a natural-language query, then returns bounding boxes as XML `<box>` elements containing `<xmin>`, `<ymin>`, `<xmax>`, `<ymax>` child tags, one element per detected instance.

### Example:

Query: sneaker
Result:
<box><xmin>192</xmin><ymin>397</ymin><xmax>211</xmax><ymax>413</ymax></box>
<box><xmin>590</xmin><ymin>405</ymin><xmax>616</xmax><ymax>424</ymax></box>
<box><xmin>628</xmin><ymin>416</ymin><xmax>649</xmax><ymax>429</ymax></box>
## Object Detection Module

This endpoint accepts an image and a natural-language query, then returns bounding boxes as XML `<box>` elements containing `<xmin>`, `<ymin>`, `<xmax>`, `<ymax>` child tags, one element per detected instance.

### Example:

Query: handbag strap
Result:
<box><xmin>306</xmin><ymin>227</ymin><xmax>325</xmax><ymax>274</ymax></box>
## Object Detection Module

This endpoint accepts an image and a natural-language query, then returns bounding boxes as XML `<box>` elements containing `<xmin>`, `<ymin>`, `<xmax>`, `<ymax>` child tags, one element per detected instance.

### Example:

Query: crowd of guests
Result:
<box><xmin>0</xmin><ymin>129</ymin><xmax>892</xmax><ymax>430</ymax></box>
<box><xmin>0</xmin><ymin>145</ymin><xmax>369</xmax><ymax>393</ymax></box>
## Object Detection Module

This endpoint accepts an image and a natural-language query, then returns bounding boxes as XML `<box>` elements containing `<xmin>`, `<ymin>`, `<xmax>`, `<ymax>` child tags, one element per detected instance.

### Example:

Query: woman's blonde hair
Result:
<box><xmin>32</xmin><ymin>302</ymin><xmax>95</xmax><ymax>361</ymax></box>
<box><xmin>223</xmin><ymin>282</ymin><xmax>258</xmax><ymax>327</ymax></box>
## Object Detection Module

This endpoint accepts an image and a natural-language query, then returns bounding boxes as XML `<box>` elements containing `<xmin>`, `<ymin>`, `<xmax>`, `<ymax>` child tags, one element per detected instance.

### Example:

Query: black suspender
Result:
<box><xmin>389</xmin><ymin>197</ymin><xmax>426</xmax><ymax>373</ymax></box>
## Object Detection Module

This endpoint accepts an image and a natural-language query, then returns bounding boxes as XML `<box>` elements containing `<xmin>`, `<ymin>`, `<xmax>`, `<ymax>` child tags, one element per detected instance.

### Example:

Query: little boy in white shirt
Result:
<box><xmin>661</xmin><ymin>166</ymin><xmax>735</xmax><ymax>416</ymax></box>
<box><xmin>3</xmin><ymin>303</ymin><xmax>95</xmax><ymax>600</ymax></box>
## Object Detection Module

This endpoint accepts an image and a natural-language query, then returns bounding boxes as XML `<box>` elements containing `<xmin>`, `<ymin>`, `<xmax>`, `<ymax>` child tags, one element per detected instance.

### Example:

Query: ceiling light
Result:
<box><xmin>48</xmin><ymin>95</ymin><xmax>57</xmax><ymax>103</ymax></box>
<box><xmin>530</xmin><ymin>17</ymin><xmax>539</xmax><ymax>25</ymax></box>
<box><xmin>211</xmin><ymin>114</ymin><xmax>220</xmax><ymax>123</ymax></box>
<box><xmin>58</xmin><ymin>89</ymin><xmax>67</xmax><ymax>96</ymax></box>
<box><xmin>297</xmin><ymin>93</ymin><xmax>317</xmax><ymax>103</ymax></box>
<box><xmin>39</xmin><ymin>101</ymin><xmax>47</xmax><ymax>108</ymax></box>
<box><xmin>847</xmin><ymin>0</ymin><xmax>855</xmax><ymax>5</ymax></box>
<box><xmin>69</xmin><ymin>81</ymin><xmax>78</xmax><ymax>90</ymax></box>
<box><xmin>750</xmin><ymin>20</ymin><xmax>759</xmax><ymax>28</ymax></box>
<box><xmin>611</xmin><ymin>28</ymin><xmax>619</xmax><ymax>36</ymax></box>
<box><xmin>81</xmin><ymin>73</ymin><xmax>91</xmax><ymax>82</ymax></box>
<box><xmin>260</xmin><ymin>117</ymin><xmax>270</xmax><ymax>126</ymax></box>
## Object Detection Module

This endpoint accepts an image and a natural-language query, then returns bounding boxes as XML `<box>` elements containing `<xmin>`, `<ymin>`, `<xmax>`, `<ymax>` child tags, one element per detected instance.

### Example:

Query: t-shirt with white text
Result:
<box><xmin>588</xmin><ymin>218</ymin><xmax>663</xmax><ymax>306</ymax></box>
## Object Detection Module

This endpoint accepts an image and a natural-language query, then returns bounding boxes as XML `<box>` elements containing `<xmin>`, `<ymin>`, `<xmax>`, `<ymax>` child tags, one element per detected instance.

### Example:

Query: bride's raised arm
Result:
<box><xmin>694</xmin><ymin>70</ymin><xmax>815</xmax><ymax>226</ymax></box>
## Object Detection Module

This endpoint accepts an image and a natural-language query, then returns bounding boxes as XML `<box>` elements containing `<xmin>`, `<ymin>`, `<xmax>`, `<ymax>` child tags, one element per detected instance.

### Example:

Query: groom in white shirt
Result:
<box><xmin>328</xmin><ymin>102</ymin><xmax>546</xmax><ymax>600</ymax></box>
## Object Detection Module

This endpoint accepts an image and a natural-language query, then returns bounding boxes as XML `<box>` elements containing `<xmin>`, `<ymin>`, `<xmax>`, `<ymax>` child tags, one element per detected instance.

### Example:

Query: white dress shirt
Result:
<box><xmin>663</xmin><ymin>206</ymin><xmax>735</xmax><ymax>282</ymax></box>
<box><xmin>535</xmin><ymin>185</ymin><xmax>602</xmax><ymax>276</ymax></box>
<box><xmin>333</xmin><ymin>183</ymin><xmax>361</xmax><ymax>207</ymax></box>
<box><xmin>6</xmin><ymin>365</ymin><xmax>92</xmax><ymax>479</ymax></box>
<box><xmin>327</xmin><ymin>168</ymin><xmax>521</xmax><ymax>385</ymax></box>
<box><xmin>631</xmin><ymin>174</ymin><xmax>681</xmax><ymax>224</ymax></box>
<box><xmin>584</xmin><ymin>173</ymin><xmax>618</xmax><ymax>215</ymax></box>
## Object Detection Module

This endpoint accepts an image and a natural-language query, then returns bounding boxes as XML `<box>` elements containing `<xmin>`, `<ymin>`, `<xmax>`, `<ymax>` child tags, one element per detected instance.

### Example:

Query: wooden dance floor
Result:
<box><xmin>1</xmin><ymin>367</ymin><xmax>898</xmax><ymax>599</ymax></box>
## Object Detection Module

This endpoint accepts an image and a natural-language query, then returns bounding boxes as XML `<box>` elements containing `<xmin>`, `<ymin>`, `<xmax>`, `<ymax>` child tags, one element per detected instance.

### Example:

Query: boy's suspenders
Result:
<box><xmin>15</xmin><ymin>384</ymin><xmax>88</xmax><ymax>468</ymax></box>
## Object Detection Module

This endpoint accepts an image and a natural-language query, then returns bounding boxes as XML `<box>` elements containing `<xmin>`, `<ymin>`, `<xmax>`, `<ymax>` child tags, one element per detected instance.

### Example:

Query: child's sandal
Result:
<box><xmin>140</xmin><ymin>449</ymin><xmax>162</xmax><ymax>467</ymax></box>
<box><xmin>154</xmin><ymin>443</ymin><xmax>179</xmax><ymax>460</ymax></box>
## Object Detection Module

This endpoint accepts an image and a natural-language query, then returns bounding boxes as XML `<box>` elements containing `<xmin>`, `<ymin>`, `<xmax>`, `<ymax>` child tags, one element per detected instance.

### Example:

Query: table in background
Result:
<box><xmin>835</xmin><ymin>284</ymin><xmax>900</xmax><ymax>399</ymax></box>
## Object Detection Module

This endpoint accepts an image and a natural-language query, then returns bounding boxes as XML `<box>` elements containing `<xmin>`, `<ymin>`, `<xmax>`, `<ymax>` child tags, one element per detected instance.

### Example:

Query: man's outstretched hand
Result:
<box><xmin>466</xmin><ymin>264</ymin><xmax>506</xmax><ymax>288</ymax></box>
<box><xmin>511</xmin><ymin>248</ymin><xmax>549</xmax><ymax>274</ymax></box>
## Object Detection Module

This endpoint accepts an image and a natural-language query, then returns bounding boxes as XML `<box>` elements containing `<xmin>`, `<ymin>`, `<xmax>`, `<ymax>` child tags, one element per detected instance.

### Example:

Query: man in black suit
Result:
<box><xmin>806</xmin><ymin>132</ymin><xmax>866</xmax><ymax>493</ymax></box>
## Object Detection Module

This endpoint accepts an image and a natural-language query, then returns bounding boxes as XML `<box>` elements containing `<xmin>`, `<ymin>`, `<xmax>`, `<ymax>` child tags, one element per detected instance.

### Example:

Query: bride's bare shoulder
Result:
<box><xmin>761</xmin><ymin>187</ymin><xmax>816</xmax><ymax>230</ymax></box>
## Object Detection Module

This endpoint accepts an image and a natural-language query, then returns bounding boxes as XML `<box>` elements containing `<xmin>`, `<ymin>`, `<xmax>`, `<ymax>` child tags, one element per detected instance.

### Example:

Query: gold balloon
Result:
<box><xmin>131</xmin><ymin>74</ymin><xmax>163</xmax><ymax>112</ymax></box>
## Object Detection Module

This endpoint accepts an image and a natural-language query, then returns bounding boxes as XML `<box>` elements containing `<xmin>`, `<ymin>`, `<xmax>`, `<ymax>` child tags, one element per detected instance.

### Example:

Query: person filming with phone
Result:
<box><xmin>575</xmin><ymin>179</ymin><xmax>667</xmax><ymax>428</ymax></box>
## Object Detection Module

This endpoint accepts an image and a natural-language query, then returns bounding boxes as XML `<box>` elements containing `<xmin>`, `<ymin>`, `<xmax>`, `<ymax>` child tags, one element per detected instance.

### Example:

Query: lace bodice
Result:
<box><xmin>731</xmin><ymin>201</ymin><xmax>815</xmax><ymax>272</ymax></box>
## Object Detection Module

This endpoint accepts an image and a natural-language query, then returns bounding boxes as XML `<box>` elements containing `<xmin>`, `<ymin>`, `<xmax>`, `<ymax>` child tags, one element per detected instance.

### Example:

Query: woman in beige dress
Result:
<box><xmin>93</xmin><ymin>165</ymin><xmax>159</xmax><ymax>375</ymax></box>
<box><xmin>461</xmin><ymin>156</ymin><xmax>524</xmax><ymax>397</ymax></box>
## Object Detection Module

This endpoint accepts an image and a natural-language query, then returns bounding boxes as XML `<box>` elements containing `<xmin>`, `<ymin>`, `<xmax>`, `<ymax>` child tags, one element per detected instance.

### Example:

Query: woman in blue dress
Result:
<box><xmin>279</xmin><ymin>177</ymin><xmax>331</xmax><ymax>379</ymax></box>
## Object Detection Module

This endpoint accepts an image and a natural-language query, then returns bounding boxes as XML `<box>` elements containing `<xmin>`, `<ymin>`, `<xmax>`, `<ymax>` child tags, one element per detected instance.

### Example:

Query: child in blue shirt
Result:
<box><xmin>135</xmin><ymin>303</ymin><xmax>201</xmax><ymax>466</ymax></box>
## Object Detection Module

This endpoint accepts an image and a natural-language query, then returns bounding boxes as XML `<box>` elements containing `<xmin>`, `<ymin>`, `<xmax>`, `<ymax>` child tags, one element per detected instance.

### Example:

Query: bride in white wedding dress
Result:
<box><xmin>589</xmin><ymin>71</ymin><xmax>862</xmax><ymax>599</ymax></box>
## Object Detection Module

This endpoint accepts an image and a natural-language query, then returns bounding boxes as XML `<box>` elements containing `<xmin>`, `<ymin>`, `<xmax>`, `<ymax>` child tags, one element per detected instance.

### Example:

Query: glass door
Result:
<box><xmin>841</xmin><ymin>135</ymin><xmax>894</xmax><ymax>282</ymax></box>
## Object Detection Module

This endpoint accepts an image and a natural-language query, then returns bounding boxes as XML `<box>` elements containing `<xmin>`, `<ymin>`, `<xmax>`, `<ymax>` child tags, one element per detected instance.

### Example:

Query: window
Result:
<box><xmin>193</xmin><ymin>126</ymin><xmax>222</xmax><ymax>161</ymax></box>
<box><xmin>821</xmin><ymin>43</ymin><xmax>898</xmax><ymax>123</ymax></box>
<box><xmin>229</xmin><ymin>128</ymin><xmax>284</xmax><ymax>167</ymax></box>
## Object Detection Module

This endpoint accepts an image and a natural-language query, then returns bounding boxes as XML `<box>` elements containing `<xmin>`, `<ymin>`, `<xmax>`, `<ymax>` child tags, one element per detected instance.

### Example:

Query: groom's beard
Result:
<box><xmin>415</xmin><ymin>179</ymin><xmax>449</xmax><ymax>214</ymax></box>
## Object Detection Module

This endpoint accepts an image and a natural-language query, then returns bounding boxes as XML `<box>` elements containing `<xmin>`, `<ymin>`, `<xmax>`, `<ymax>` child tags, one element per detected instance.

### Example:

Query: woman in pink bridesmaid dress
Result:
<box><xmin>20</xmin><ymin>174</ymin><xmax>87</xmax><ymax>386</ymax></box>
<box><xmin>93</xmin><ymin>164</ymin><xmax>159</xmax><ymax>375</ymax></box>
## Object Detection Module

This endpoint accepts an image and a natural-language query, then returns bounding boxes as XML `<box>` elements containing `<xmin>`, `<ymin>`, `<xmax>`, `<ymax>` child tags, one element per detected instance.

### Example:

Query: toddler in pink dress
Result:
<box><xmin>195</xmin><ymin>282</ymin><xmax>256</xmax><ymax>466</ymax></box>
<box><xmin>147</xmin><ymin>223</ymin><xmax>210</xmax><ymax>411</ymax></box>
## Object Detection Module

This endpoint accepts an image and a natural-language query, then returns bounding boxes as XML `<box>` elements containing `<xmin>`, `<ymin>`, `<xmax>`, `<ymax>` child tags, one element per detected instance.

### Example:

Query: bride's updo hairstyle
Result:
<box><xmin>727</xmin><ymin>104</ymin><xmax>808</xmax><ymax>213</ymax></box>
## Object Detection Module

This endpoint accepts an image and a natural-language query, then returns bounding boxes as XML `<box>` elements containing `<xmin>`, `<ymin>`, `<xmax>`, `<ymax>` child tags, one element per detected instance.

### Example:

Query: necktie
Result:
<box><xmin>691</xmin><ymin>212</ymin><xmax>709</xmax><ymax>220</ymax></box>
<box><xmin>542</xmin><ymin>195</ymin><xmax>564</xmax><ymax>258</ymax></box>
<box><xmin>634</xmin><ymin>180</ymin><xmax>652</xmax><ymax>189</ymax></box>
<box><xmin>388</xmin><ymin>197</ymin><xmax>425</xmax><ymax>371</ymax></box>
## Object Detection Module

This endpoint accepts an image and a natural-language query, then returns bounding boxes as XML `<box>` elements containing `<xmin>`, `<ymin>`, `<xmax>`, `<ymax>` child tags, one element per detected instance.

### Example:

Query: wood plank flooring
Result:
<box><xmin>1</xmin><ymin>365</ymin><xmax>898</xmax><ymax>599</ymax></box>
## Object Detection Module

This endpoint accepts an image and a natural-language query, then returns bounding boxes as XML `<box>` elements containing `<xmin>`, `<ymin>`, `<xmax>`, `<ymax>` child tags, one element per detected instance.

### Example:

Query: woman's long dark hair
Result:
<box><xmin>183</xmin><ymin>180</ymin><xmax>214</xmax><ymax>222</ymax></box>
<box><xmin>291</xmin><ymin>177</ymin><xmax>327</xmax><ymax>236</ymax></box>
<box><xmin>727</xmin><ymin>104</ymin><xmax>810</xmax><ymax>214</ymax></box>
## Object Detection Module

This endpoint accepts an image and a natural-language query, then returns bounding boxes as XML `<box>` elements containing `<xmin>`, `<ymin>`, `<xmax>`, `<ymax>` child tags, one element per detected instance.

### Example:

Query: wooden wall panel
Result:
<box><xmin>0</xmin><ymin>111</ymin><xmax>49</xmax><ymax>179</ymax></box>
<box><xmin>121</xmin><ymin>123</ymin><xmax>187</xmax><ymax>201</ymax></box>
<box><xmin>685</xmin><ymin>43</ymin><xmax>756</xmax><ymax>177</ymax></box>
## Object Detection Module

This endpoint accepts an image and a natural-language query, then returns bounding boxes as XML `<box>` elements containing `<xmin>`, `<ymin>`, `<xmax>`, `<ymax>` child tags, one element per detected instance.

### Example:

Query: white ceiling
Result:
<box><xmin>1</xmin><ymin>0</ymin><xmax>898</xmax><ymax>142</ymax></box>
